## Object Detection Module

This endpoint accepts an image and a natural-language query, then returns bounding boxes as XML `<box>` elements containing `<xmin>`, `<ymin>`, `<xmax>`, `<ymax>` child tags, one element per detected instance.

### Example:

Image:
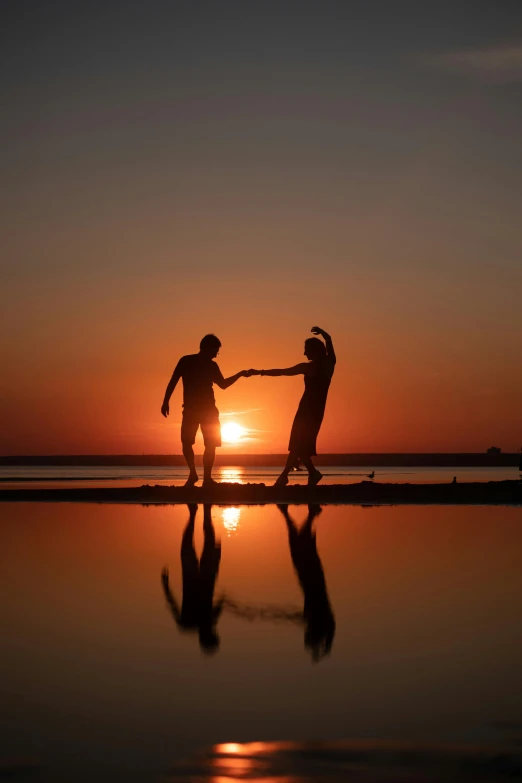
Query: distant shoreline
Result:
<box><xmin>0</xmin><ymin>453</ymin><xmax>519</xmax><ymax>467</ymax></box>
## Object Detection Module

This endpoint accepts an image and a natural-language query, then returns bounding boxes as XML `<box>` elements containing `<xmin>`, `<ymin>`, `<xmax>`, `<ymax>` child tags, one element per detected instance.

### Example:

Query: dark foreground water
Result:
<box><xmin>1</xmin><ymin>503</ymin><xmax>522</xmax><ymax>781</ymax></box>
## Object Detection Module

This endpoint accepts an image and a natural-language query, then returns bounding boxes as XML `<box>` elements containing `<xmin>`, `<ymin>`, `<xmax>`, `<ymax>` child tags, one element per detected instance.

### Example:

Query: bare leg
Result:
<box><xmin>181</xmin><ymin>504</ymin><xmax>199</xmax><ymax>584</ymax></box>
<box><xmin>274</xmin><ymin>452</ymin><xmax>299</xmax><ymax>486</ymax></box>
<box><xmin>202</xmin><ymin>505</ymin><xmax>220</xmax><ymax>571</ymax></box>
<box><xmin>302</xmin><ymin>456</ymin><xmax>322</xmax><ymax>486</ymax></box>
<box><xmin>277</xmin><ymin>503</ymin><xmax>297</xmax><ymax>537</ymax></box>
<box><xmin>203</xmin><ymin>445</ymin><xmax>217</xmax><ymax>483</ymax></box>
<box><xmin>301</xmin><ymin>456</ymin><xmax>315</xmax><ymax>474</ymax></box>
<box><xmin>200</xmin><ymin>504</ymin><xmax>221</xmax><ymax>653</ymax></box>
<box><xmin>302</xmin><ymin>503</ymin><xmax>322</xmax><ymax>532</ymax></box>
<box><xmin>182</xmin><ymin>443</ymin><xmax>199</xmax><ymax>485</ymax></box>
<box><xmin>181</xmin><ymin>504</ymin><xmax>198</xmax><ymax>551</ymax></box>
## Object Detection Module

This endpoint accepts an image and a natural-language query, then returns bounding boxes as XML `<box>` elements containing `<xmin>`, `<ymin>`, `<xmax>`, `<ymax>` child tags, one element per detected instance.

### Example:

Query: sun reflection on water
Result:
<box><xmin>221</xmin><ymin>507</ymin><xmax>241</xmax><ymax>536</ymax></box>
<box><xmin>218</xmin><ymin>467</ymin><xmax>244</xmax><ymax>484</ymax></box>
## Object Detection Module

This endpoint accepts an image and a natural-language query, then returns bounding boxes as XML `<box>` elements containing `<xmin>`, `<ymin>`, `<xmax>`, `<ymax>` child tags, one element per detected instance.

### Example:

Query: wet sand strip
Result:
<box><xmin>0</xmin><ymin>480</ymin><xmax>520</xmax><ymax>505</ymax></box>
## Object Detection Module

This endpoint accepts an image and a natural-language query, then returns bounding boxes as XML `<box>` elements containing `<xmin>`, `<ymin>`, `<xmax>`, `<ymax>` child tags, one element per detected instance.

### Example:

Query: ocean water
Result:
<box><xmin>0</xmin><ymin>464</ymin><xmax>519</xmax><ymax>489</ymax></box>
<box><xmin>1</xmin><ymin>502</ymin><xmax>521</xmax><ymax>781</ymax></box>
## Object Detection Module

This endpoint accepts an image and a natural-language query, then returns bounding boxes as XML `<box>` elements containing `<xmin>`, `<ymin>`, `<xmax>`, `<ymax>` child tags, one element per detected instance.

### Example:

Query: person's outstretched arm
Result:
<box><xmin>214</xmin><ymin>367</ymin><xmax>250</xmax><ymax>390</ymax></box>
<box><xmin>161</xmin><ymin>567</ymin><xmax>182</xmax><ymax>624</ymax></box>
<box><xmin>161</xmin><ymin>360</ymin><xmax>183</xmax><ymax>417</ymax></box>
<box><xmin>312</xmin><ymin>326</ymin><xmax>336</xmax><ymax>364</ymax></box>
<box><xmin>249</xmin><ymin>363</ymin><xmax>309</xmax><ymax>377</ymax></box>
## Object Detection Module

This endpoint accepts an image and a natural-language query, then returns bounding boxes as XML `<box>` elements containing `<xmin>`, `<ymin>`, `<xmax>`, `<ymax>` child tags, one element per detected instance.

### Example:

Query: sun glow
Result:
<box><xmin>221</xmin><ymin>421</ymin><xmax>245</xmax><ymax>444</ymax></box>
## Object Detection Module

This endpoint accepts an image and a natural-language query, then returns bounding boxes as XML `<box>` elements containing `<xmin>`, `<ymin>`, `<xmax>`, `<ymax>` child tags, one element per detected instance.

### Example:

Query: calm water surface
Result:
<box><xmin>0</xmin><ymin>464</ymin><xmax>519</xmax><ymax>489</ymax></box>
<box><xmin>1</xmin><ymin>503</ymin><xmax>522</xmax><ymax>781</ymax></box>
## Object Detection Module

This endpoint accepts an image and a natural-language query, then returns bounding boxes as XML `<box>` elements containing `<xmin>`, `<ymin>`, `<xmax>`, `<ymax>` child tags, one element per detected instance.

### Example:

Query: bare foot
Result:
<box><xmin>185</xmin><ymin>473</ymin><xmax>199</xmax><ymax>487</ymax></box>
<box><xmin>273</xmin><ymin>474</ymin><xmax>289</xmax><ymax>488</ymax></box>
<box><xmin>202</xmin><ymin>477</ymin><xmax>219</xmax><ymax>488</ymax></box>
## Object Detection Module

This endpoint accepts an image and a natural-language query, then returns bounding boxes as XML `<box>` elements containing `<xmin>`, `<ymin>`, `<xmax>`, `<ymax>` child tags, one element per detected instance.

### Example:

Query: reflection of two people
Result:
<box><xmin>161</xmin><ymin>504</ymin><xmax>223</xmax><ymax>654</ymax></box>
<box><xmin>161</xmin><ymin>503</ymin><xmax>335</xmax><ymax>661</ymax></box>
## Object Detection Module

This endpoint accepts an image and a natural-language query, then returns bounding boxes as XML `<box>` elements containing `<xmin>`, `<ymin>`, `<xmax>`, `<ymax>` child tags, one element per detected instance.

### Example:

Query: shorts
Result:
<box><xmin>181</xmin><ymin>405</ymin><xmax>221</xmax><ymax>447</ymax></box>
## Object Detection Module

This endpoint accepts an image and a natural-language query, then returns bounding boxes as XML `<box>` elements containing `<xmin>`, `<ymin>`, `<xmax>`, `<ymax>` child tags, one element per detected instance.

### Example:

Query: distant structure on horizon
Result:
<box><xmin>487</xmin><ymin>446</ymin><xmax>501</xmax><ymax>454</ymax></box>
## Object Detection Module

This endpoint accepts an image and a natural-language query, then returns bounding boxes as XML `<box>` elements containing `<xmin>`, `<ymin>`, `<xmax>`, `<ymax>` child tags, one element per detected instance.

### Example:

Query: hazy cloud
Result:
<box><xmin>428</xmin><ymin>43</ymin><xmax>522</xmax><ymax>82</ymax></box>
<box><xmin>221</xmin><ymin>408</ymin><xmax>263</xmax><ymax>418</ymax></box>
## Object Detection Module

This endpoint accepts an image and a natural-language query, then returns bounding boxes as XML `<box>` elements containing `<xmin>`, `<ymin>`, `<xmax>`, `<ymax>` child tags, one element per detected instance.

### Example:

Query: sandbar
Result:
<box><xmin>0</xmin><ymin>480</ymin><xmax>520</xmax><ymax>505</ymax></box>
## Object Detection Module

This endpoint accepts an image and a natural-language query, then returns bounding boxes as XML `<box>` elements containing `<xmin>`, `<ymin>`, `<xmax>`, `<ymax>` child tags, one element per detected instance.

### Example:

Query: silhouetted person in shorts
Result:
<box><xmin>278</xmin><ymin>503</ymin><xmax>335</xmax><ymax>661</ymax></box>
<box><xmin>161</xmin><ymin>504</ymin><xmax>223</xmax><ymax>654</ymax></box>
<box><xmin>161</xmin><ymin>334</ymin><xmax>250</xmax><ymax>486</ymax></box>
<box><xmin>249</xmin><ymin>326</ymin><xmax>335</xmax><ymax>487</ymax></box>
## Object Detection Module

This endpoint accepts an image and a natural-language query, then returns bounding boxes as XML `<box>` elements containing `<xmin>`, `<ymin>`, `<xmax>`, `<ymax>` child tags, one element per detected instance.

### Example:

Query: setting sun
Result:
<box><xmin>222</xmin><ymin>422</ymin><xmax>244</xmax><ymax>444</ymax></box>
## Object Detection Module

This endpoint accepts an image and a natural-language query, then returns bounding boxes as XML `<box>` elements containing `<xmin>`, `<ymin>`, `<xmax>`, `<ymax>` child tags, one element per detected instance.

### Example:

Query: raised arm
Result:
<box><xmin>311</xmin><ymin>326</ymin><xmax>336</xmax><ymax>364</ymax></box>
<box><xmin>161</xmin><ymin>359</ymin><xmax>183</xmax><ymax>417</ymax></box>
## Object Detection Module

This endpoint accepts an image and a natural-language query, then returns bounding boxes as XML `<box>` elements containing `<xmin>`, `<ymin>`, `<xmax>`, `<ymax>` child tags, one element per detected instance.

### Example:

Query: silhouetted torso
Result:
<box><xmin>177</xmin><ymin>354</ymin><xmax>220</xmax><ymax>409</ymax></box>
<box><xmin>301</xmin><ymin>357</ymin><xmax>335</xmax><ymax>420</ymax></box>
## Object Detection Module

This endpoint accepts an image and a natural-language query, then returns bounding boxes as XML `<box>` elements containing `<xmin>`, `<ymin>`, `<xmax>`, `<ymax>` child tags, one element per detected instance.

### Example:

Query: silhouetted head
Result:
<box><xmin>199</xmin><ymin>627</ymin><xmax>220</xmax><ymax>655</ymax></box>
<box><xmin>200</xmin><ymin>334</ymin><xmax>221</xmax><ymax>359</ymax></box>
<box><xmin>304</xmin><ymin>337</ymin><xmax>326</xmax><ymax>361</ymax></box>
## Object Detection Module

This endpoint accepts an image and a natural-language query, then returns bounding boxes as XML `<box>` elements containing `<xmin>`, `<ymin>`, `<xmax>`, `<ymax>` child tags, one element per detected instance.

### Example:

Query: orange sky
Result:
<box><xmin>1</xmin><ymin>268</ymin><xmax>521</xmax><ymax>454</ymax></box>
<box><xmin>1</xmin><ymin>3</ymin><xmax>521</xmax><ymax>454</ymax></box>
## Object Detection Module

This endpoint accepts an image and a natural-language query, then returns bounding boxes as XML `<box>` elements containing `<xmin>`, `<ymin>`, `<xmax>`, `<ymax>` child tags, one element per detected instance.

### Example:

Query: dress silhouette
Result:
<box><xmin>250</xmin><ymin>326</ymin><xmax>336</xmax><ymax>486</ymax></box>
<box><xmin>161</xmin><ymin>504</ymin><xmax>223</xmax><ymax>654</ymax></box>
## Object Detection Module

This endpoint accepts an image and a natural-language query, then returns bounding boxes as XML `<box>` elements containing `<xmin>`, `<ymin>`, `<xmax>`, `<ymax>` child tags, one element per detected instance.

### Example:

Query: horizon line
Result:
<box><xmin>1</xmin><ymin>451</ymin><xmax>520</xmax><ymax>457</ymax></box>
<box><xmin>0</xmin><ymin>450</ymin><xmax>522</xmax><ymax>460</ymax></box>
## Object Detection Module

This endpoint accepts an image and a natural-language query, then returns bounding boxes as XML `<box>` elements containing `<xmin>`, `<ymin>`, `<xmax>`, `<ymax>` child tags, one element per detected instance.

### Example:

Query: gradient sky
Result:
<box><xmin>1</xmin><ymin>0</ymin><xmax>521</xmax><ymax>454</ymax></box>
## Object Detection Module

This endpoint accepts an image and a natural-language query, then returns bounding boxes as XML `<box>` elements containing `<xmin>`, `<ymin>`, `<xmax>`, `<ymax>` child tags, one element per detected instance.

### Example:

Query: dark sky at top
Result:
<box><xmin>3</xmin><ymin>0</ymin><xmax>521</xmax><ymax>279</ymax></box>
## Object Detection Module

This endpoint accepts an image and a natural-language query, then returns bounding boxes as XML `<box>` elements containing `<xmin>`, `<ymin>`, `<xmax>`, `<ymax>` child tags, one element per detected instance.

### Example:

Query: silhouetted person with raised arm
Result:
<box><xmin>278</xmin><ymin>503</ymin><xmax>335</xmax><ymax>662</ymax></box>
<box><xmin>161</xmin><ymin>504</ymin><xmax>223</xmax><ymax>654</ymax></box>
<box><xmin>161</xmin><ymin>334</ymin><xmax>250</xmax><ymax>486</ymax></box>
<box><xmin>249</xmin><ymin>326</ymin><xmax>336</xmax><ymax>487</ymax></box>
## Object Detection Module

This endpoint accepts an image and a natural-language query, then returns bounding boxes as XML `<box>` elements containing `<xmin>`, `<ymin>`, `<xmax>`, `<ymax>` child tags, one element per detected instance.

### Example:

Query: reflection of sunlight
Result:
<box><xmin>222</xmin><ymin>507</ymin><xmax>241</xmax><ymax>536</ymax></box>
<box><xmin>216</xmin><ymin>741</ymin><xmax>278</xmax><ymax>754</ymax></box>
<box><xmin>212</xmin><ymin>756</ymin><xmax>255</xmax><ymax>773</ymax></box>
<box><xmin>219</xmin><ymin>467</ymin><xmax>244</xmax><ymax>484</ymax></box>
<box><xmin>212</xmin><ymin>742</ymin><xmax>273</xmax><ymax>779</ymax></box>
